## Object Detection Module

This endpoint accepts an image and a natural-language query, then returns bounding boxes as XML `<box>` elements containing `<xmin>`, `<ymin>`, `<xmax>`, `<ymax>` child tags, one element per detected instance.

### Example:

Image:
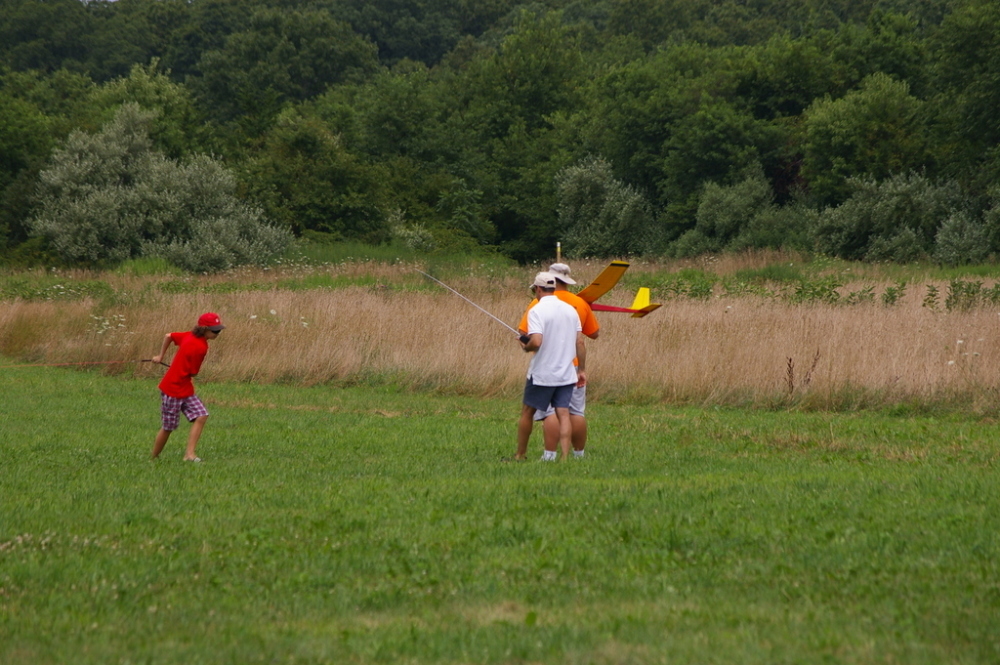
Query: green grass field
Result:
<box><xmin>2</xmin><ymin>364</ymin><xmax>999</xmax><ymax>664</ymax></box>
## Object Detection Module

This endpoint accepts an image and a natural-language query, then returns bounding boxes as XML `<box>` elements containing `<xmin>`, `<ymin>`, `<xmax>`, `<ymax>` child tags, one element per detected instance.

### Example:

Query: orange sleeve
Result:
<box><xmin>579</xmin><ymin>304</ymin><xmax>599</xmax><ymax>338</ymax></box>
<box><xmin>518</xmin><ymin>299</ymin><xmax>539</xmax><ymax>334</ymax></box>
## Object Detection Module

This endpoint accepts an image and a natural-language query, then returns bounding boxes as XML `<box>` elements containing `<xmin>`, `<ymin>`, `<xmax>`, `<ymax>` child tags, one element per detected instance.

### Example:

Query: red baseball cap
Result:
<box><xmin>197</xmin><ymin>312</ymin><xmax>225</xmax><ymax>331</ymax></box>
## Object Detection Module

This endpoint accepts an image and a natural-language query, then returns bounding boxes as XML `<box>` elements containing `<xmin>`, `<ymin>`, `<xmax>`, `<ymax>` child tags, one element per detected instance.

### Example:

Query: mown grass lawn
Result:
<box><xmin>1</xmin><ymin>364</ymin><xmax>998</xmax><ymax>664</ymax></box>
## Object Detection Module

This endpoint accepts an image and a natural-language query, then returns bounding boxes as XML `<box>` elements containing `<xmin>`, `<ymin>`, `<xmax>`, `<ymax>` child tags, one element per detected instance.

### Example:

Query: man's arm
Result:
<box><xmin>582</xmin><ymin>306</ymin><xmax>599</xmax><ymax>340</ymax></box>
<box><xmin>575</xmin><ymin>332</ymin><xmax>587</xmax><ymax>387</ymax></box>
<box><xmin>522</xmin><ymin>333</ymin><xmax>542</xmax><ymax>353</ymax></box>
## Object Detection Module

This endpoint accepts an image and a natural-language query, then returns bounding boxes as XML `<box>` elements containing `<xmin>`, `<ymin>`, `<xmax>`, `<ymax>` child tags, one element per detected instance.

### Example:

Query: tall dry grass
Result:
<box><xmin>2</xmin><ymin>258</ymin><xmax>1000</xmax><ymax>410</ymax></box>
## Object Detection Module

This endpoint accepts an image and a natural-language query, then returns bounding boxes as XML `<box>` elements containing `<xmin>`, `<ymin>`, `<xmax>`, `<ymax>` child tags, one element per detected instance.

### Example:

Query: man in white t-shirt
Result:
<box><xmin>511</xmin><ymin>272</ymin><xmax>586</xmax><ymax>461</ymax></box>
<box><xmin>517</xmin><ymin>262</ymin><xmax>599</xmax><ymax>458</ymax></box>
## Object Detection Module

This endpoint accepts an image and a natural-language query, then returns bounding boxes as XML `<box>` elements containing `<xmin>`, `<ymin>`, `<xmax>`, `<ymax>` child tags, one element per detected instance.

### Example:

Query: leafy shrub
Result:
<box><xmin>881</xmin><ymin>281</ymin><xmax>907</xmax><ymax>306</ymax></box>
<box><xmin>812</xmin><ymin>172</ymin><xmax>966</xmax><ymax>262</ymax></box>
<box><xmin>694</xmin><ymin>164</ymin><xmax>772</xmax><ymax>245</ymax></box>
<box><xmin>390</xmin><ymin>206</ymin><xmax>437</xmax><ymax>252</ymax></box>
<box><xmin>934</xmin><ymin>212</ymin><xmax>990</xmax><ymax>266</ymax></box>
<box><xmin>556</xmin><ymin>156</ymin><xmax>659</xmax><ymax>257</ymax></box>
<box><xmin>865</xmin><ymin>227</ymin><xmax>926</xmax><ymax>263</ymax></box>
<box><xmin>922</xmin><ymin>284</ymin><xmax>940</xmax><ymax>309</ymax></box>
<box><xmin>727</xmin><ymin>203</ymin><xmax>817</xmax><ymax>253</ymax></box>
<box><xmin>679</xmin><ymin>164</ymin><xmax>815</xmax><ymax>256</ymax></box>
<box><xmin>391</xmin><ymin>223</ymin><xmax>435</xmax><ymax>252</ymax></box>
<box><xmin>670</xmin><ymin>229</ymin><xmax>719</xmax><ymax>258</ymax></box>
<box><xmin>980</xmin><ymin>188</ymin><xmax>1000</xmax><ymax>252</ymax></box>
<box><xmin>147</xmin><ymin>204</ymin><xmax>293</xmax><ymax>273</ymax></box>
<box><xmin>28</xmin><ymin>104</ymin><xmax>291</xmax><ymax>272</ymax></box>
<box><xmin>790</xmin><ymin>277</ymin><xmax>843</xmax><ymax>304</ymax></box>
<box><xmin>945</xmin><ymin>279</ymin><xmax>983</xmax><ymax>311</ymax></box>
<box><xmin>940</xmin><ymin>279</ymin><xmax>1000</xmax><ymax>311</ymax></box>
<box><xmin>844</xmin><ymin>285</ymin><xmax>875</xmax><ymax>304</ymax></box>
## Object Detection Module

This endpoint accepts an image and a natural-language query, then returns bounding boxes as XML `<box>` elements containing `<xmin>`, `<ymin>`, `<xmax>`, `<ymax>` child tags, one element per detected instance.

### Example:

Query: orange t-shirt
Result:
<box><xmin>158</xmin><ymin>332</ymin><xmax>209</xmax><ymax>398</ymax></box>
<box><xmin>519</xmin><ymin>289</ymin><xmax>599</xmax><ymax>355</ymax></box>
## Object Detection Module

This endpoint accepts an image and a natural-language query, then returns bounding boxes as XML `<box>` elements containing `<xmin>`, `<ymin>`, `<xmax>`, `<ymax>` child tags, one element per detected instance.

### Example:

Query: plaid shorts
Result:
<box><xmin>160</xmin><ymin>393</ymin><xmax>209</xmax><ymax>431</ymax></box>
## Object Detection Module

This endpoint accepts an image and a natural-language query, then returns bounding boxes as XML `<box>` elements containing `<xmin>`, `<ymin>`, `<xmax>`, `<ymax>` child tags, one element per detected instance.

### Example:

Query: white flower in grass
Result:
<box><xmin>957</xmin><ymin>340</ymin><xmax>964</xmax><ymax>344</ymax></box>
<box><xmin>947</xmin><ymin>360</ymin><xmax>956</xmax><ymax>365</ymax></box>
<box><xmin>270</xmin><ymin>309</ymin><xmax>277</xmax><ymax>315</ymax></box>
<box><xmin>249</xmin><ymin>314</ymin><xmax>257</xmax><ymax>319</ymax></box>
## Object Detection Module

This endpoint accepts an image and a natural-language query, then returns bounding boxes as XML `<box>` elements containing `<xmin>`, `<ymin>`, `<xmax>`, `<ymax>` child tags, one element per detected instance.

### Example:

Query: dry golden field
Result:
<box><xmin>3</xmin><ymin>253</ymin><xmax>1000</xmax><ymax>410</ymax></box>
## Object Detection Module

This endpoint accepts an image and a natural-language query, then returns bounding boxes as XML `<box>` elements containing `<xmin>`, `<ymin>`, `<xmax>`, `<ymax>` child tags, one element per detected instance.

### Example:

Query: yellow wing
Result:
<box><xmin>576</xmin><ymin>260</ymin><xmax>630</xmax><ymax>304</ymax></box>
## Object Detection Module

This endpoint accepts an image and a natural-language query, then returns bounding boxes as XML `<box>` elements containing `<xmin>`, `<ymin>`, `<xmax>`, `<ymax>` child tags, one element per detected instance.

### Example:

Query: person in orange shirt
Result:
<box><xmin>150</xmin><ymin>312</ymin><xmax>225</xmax><ymax>462</ymax></box>
<box><xmin>518</xmin><ymin>263</ymin><xmax>599</xmax><ymax>458</ymax></box>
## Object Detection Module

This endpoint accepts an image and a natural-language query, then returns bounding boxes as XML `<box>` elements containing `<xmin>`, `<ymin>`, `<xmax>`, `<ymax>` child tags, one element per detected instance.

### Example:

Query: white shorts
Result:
<box><xmin>534</xmin><ymin>385</ymin><xmax>585</xmax><ymax>420</ymax></box>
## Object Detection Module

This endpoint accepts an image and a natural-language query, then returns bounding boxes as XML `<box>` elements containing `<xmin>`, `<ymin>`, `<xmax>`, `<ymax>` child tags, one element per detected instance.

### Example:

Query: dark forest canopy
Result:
<box><xmin>2</xmin><ymin>0</ymin><xmax>1000</xmax><ymax>267</ymax></box>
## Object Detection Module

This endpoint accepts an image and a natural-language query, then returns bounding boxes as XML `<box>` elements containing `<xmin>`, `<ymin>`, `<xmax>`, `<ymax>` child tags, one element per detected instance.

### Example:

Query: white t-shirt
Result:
<box><xmin>526</xmin><ymin>294</ymin><xmax>581</xmax><ymax>386</ymax></box>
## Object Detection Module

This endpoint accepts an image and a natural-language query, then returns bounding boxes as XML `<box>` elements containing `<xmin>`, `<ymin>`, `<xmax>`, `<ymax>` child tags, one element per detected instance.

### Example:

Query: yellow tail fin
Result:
<box><xmin>629</xmin><ymin>288</ymin><xmax>661</xmax><ymax>318</ymax></box>
<box><xmin>630</xmin><ymin>287</ymin><xmax>651</xmax><ymax>310</ymax></box>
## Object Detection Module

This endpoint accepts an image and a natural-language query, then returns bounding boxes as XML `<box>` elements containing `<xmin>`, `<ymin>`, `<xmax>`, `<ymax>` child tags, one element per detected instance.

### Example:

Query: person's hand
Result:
<box><xmin>576</xmin><ymin>371</ymin><xmax>587</xmax><ymax>388</ymax></box>
<box><xmin>152</xmin><ymin>355</ymin><xmax>162</xmax><ymax>364</ymax></box>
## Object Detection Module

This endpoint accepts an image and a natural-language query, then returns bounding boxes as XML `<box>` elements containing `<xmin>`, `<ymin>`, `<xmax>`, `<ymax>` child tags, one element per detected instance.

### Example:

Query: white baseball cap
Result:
<box><xmin>548</xmin><ymin>263</ymin><xmax>576</xmax><ymax>285</ymax></box>
<box><xmin>532</xmin><ymin>272</ymin><xmax>557</xmax><ymax>288</ymax></box>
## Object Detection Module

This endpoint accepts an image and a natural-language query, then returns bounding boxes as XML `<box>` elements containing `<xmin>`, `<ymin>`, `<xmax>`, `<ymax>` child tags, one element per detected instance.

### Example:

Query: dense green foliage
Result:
<box><xmin>3</xmin><ymin>0</ymin><xmax>1000</xmax><ymax>266</ymax></box>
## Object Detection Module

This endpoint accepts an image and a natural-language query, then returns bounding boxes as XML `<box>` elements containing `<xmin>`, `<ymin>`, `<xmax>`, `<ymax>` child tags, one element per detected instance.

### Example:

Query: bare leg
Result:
<box><xmin>515</xmin><ymin>405</ymin><xmax>536</xmax><ymax>460</ymax></box>
<box><xmin>184</xmin><ymin>415</ymin><xmax>208</xmax><ymax>460</ymax></box>
<box><xmin>542</xmin><ymin>414</ymin><xmax>559</xmax><ymax>452</ymax></box>
<box><xmin>554</xmin><ymin>407</ymin><xmax>572</xmax><ymax>460</ymax></box>
<box><xmin>152</xmin><ymin>429</ymin><xmax>171</xmax><ymax>459</ymax></box>
<box><xmin>543</xmin><ymin>414</ymin><xmax>587</xmax><ymax>452</ymax></box>
<box><xmin>570</xmin><ymin>414</ymin><xmax>587</xmax><ymax>452</ymax></box>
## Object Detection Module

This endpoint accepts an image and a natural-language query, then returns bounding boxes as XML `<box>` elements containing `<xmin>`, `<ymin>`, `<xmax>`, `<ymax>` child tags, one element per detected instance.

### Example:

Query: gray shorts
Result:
<box><xmin>534</xmin><ymin>385</ymin><xmax>586</xmax><ymax>420</ymax></box>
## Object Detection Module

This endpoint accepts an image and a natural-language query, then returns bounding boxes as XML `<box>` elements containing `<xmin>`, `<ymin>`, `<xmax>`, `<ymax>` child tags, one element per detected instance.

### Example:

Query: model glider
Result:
<box><xmin>575</xmin><ymin>260</ymin><xmax>662</xmax><ymax>318</ymax></box>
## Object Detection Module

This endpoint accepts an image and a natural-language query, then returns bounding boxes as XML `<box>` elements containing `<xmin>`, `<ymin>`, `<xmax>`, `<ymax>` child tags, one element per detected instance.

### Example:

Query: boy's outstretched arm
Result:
<box><xmin>151</xmin><ymin>333</ymin><xmax>173</xmax><ymax>365</ymax></box>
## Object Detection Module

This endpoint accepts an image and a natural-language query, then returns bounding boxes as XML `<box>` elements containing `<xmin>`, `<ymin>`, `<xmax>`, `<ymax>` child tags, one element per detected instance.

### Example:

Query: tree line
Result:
<box><xmin>2</xmin><ymin>0</ymin><xmax>999</xmax><ymax>269</ymax></box>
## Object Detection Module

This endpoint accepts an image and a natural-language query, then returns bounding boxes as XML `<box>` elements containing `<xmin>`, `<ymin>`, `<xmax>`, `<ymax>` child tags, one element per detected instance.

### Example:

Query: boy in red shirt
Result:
<box><xmin>150</xmin><ymin>312</ymin><xmax>225</xmax><ymax>462</ymax></box>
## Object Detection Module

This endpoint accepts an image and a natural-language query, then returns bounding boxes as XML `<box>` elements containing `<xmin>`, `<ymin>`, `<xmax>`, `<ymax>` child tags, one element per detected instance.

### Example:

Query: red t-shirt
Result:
<box><xmin>158</xmin><ymin>332</ymin><xmax>209</xmax><ymax>398</ymax></box>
